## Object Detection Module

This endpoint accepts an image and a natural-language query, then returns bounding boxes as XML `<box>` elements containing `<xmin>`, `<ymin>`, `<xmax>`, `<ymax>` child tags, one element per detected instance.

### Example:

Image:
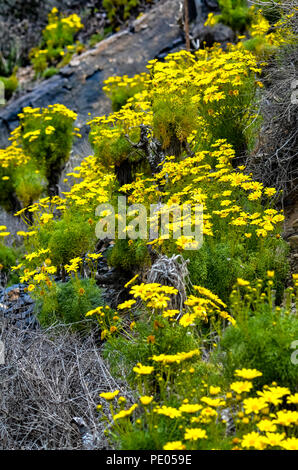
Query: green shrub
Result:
<box><xmin>0</xmin><ymin>145</ymin><xmax>44</xmax><ymax>211</ymax></box>
<box><xmin>107</xmin><ymin>238</ymin><xmax>150</xmax><ymax>271</ymax></box>
<box><xmin>0</xmin><ymin>244</ymin><xmax>17</xmax><ymax>274</ymax></box>
<box><xmin>153</xmin><ymin>91</ymin><xmax>198</xmax><ymax>156</ymax></box>
<box><xmin>15</xmin><ymin>104</ymin><xmax>77</xmax><ymax>194</ymax></box>
<box><xmin>0</xmin><ymin>71</ymin><xmax>18</xmax><ymax>100</ymax></box>
<box><xmin>214</xmin><ymin>283</ymin><xmax>298</xmax><ymax>389</ymax></box>
<box><xmin>37</xmin><ymin>214</ymin><xmax>96</xmax><ymax>270</ymax></box>
<box><xmin>89</xmin><ymin>118</ymin><xmax>141</xmax><ymax>168</ymax></box>
<box><xmin>13</xmin><ymin>161</ymin><xmax>45</xmax><ymax>207</ymax></box>
<box><xmin>103</xmin><ymin>73</ymin><xmax>149</xmax><ymax>112</ymax></box>
<box><xmin>29</xmin><ymin>8</ymin><xmax>84</xmax><ymax>76</ymax></box>
<box><xmin>103</xmin><ymin>0</ymin><xmax>140</xmax><ymax>26</ymax></box>
<box><xmin>89</xmin><ymin>33</ymin><xmax>105</xmax><ymax>48</ymax></box>
<box><xmin>36</xmin><ymin>277</ymin><xmax>103</xmax><ymax>328</ymax></box>
<box><xmin>42</xmin><ymin>67</ymin><xmax>59</xmax><ymax>79</ymax></box>
<box><xmin>186</xmin><ymin>238</ymin><xmax>288</xmax><ymax>306</ymax></box>
<box><xmin>218</xmin><ymin>0</ymin><xmax>253</xmax><ymax>32</ymax></box>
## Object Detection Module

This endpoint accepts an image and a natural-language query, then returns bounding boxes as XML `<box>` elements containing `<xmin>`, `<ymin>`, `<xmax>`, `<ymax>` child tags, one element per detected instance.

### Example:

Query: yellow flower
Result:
<box><xmin>133</xmin><ymin>363</ymin><xmax>154</xmax><ymax>375</ymax></box>
<box><xmin>264</xmin><ymin>432</ymin><xmax>285</xmax><ymax>448</ymax></box>
<box><xmin>209</xmin><ymin>386</ymin><xmax>221</xmax><ymax>395</ymax></box>
<box><xmin>273</xmin><ymin>410</ymin><xmax>298</xmax><ymax>427</ymax></box>
<box><xmin>281</xmin><ymin>438</ymin><xmax>298</xmax><ymax>450</ymax></box>
<box><xmin>184</xmin><ymin>428</ymin><xmax>207</xmax><ymax>441</ymax></box>
<box><xmin>179</xmin><ymin>403</ymin><xmax>202</xmax><ymax>413</ymax></box>
<box><xmin>200</xmin><ymin>397</ymin><xmax>225</xmax><ymax>407</ymax></box>
<box><xmin>241</xmin><ymin>431</ymin><xmax>267</xmax><ymax>450</ymax></box>
<box><xmin>179</xmin><ymin>313</ymin><xmax>196</xmax><ymax>327</ymax></box>
<box><xmin>139</xmin><ymin>396</ymin><xmax>153</xmax><ymax>406</ymax></box>
<box><xmin>163</xmin><ymin>441</ymin><xmax>186</xmax><ymax>450</ymax></box>
<box><xmin>113</xmin><ymin>404</ymin><xmax>138</xmax><ymax>421</ymax></box>
<box><xmin>117</xmin><ymin>299</ymin><xmax>136</xmax><ymax>310</ymax></box>
<box><xmin>287</xmin><ymin>394</ymin><xmax>298</xmax><ymax>405</ymax></box>
<box><xmin>243</xmin><ymin>397</ymin><xmax>267</xmax><ymax>415</ymax></box>
<box><xmin>230</xmin><ymin>381</ymin><xmax>253</xmax><ymax>394</ymax></box>
<box><xmin>237</xmin><ymin>278</ymin><xmax>250</xmax><ymax>286</ymax></box>
<box><xmin>257</xmin><ymin>419</ymin><xmax>277</xmax><ymax>433</ymax></box>
<box><xmin>99</xmin><ymin>390</ymin><xmax>119</xmax><ymax>400</ymax></box>
<box><xmin>154</xmin><ymin>406</ymin><xmax>181</xmax><ymax>419</ymax></box>
<box><xmin>235</xmin><ymin>368</ymin><xmax>263</xmax><ymax>380</ymax></box>
<box><xmin>101</xmin><ymin>329</ymin><xmax>108</xmax><ymax>340</ymax></box>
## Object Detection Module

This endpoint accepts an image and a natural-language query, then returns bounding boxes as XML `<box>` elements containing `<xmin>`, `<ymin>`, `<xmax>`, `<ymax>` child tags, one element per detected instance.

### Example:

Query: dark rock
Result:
<box><xmin>192</xmin><ymin>23</ymin><xmax>235</xmax><ymax>48</ymax></box>
<box><xmin>204</xmin><ymin>0</ymin><xmax>219</xmax><ymax>11</ymax></box>
<box><xmin>0</xmin><ymin>283</ymin><xmax>38</xmax><ymax>330</ymax></box>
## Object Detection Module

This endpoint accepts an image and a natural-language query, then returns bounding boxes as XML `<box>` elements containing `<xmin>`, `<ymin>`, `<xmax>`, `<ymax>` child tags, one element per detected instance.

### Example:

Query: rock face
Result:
<box><xmin>192</xmin><ymin>22</ymin><xmax>235</xmax><ymax>48</ymax></box>
<box><xmin>0</xmin><ymin>284</ymin><xmax>38</xmax><ymax>329</ymax></box>
<box><xmin>0</xmin><ymin>0</ymin><xmax>183</xmax><ymax>148</ymax></box>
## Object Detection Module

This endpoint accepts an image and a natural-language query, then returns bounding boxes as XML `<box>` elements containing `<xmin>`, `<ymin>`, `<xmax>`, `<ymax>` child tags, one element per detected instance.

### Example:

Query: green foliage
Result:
<box><xmin>187</xmin><ymin>239</ymin><xmax>288</xmax><ymax>305</ymax></box>
<box><xmin>17</xmin><ymin>104</ymin><xmax>76</xmax><ymax>184</ymax></box>
<box><xmin>198</xmin><ymin>73</ymin><xmax>260</xmax><ymax>155</ymax></box>
<box><xmin>90</xmin><ymin>120</ymin><xmax>141</xmax><ymax>168</ymax></box>
<box><xmin>243</xmin><ymin>36</ymin><xmax>277</xmax><ymax>58</ymax></box>
<box><xmin>37</xmin><ymin>214</ymin><xmax>96</xmax><ymax>269</ymax></box>
<box><xmin>217</xmin><ymin>301</ymin><xmax>298</xmax><ymax>390</ymax></box>
<box><xmin>0</xmin><ymin>148</ymin><xmax>44</xmax><ymax>211</ymax></box>
<box><xmin>218</xmin><ymin>0</ymin><xmax>253</xmax><ymax>32</ymax></box>
<box><xmin>153</xmin><ymin>92</ymin><xmax>198</xmax><ymax>155</ymax></box>
<box><xmin>42</xmin><ymin>67</ymin><xmax>59</xmax><ymax>79</ymax></box>
<box><xmin>103</xmin><ymin>311</ymin><xmax>200</xmax><ymax>383</ymax></box>
<box><xmin>89</xmin><ymin>33</ymin><xmax>105</xmax><ymax>48</ymax></box>
<box><xmin>257</xmin><ymin>0</ymin><xmax>282</xmax><ymax>24</ymax></box>
<box><xmin>29</xmin><ymin>8</ymin><xmax>84</xmax><ymax>76</ymax></box>
<box><xmin>0</xmin><ymin>71</ymin><xmax>18</xmax><ymax>100</ymax></box>
<box><xmin>103</xmin><ymin>0</ymin><xmax>140</xmax><ymax>25</ymax></box>
<box><xmin>0</xmin><ymin>169</ymin><xmax>16</xmax><ymax>212</ymax></box>
<box><xmin>13</xmin><ymin>161</ymin><xmax>45</xmax><ymax>207</ymax></box>
<box><xmin>107</xmin><ymin>238</ymin><xmax>150</xmax><ymax>271</ymax></box>
<box><xmin>36</xmin><ymin>277</ymin><xmax>103</xmax><ymax>328</ymax></box>
<box><xmin>0</xmin><ymin>244</ymin><xmax>17</xmax><ymax>275</ymax></box>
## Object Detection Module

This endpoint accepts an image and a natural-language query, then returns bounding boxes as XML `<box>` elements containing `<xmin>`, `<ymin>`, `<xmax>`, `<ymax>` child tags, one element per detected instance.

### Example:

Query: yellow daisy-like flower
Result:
<box><xmin>230</xmin><ymin>381</ymin><xmax>253</xmax><ymax>394</ymax></box>
<box><xmin>184</xmin><ymin>428</ymin><xmax>207</xmax><ymax>441</ymax></box>
<box><xmin>287</xmin><ymin>394</ymin><xmax>298</xmax><ymax>405</ymax></box>
<box><xmin>281</xmin><ymin>438</ymin><xmax>298</xmax><ymax>450</ymax></box>
<box><xmin>139</xmin><ymin>396</ymin><xmax>154</xmax><ymax>406</ymax></box>
<box><xmin>113</xmin><ymin>404</ymin><xmax>138</xmax><ymax>421</ymax></box>
<box><xmin>243</xmin><ymin>397</ymin><xmax>267</xmax><ymax>415</ymax></box>
<box><xmin>179</xmin><ymin>313</ymin><xmax>196</xmax><ymax>327</ymax></box>
<box><xmin>234</xmin><ymin>368</ymin><xmax>263</xmax><ymax>380</ymax></box>
<box><xmin>241</xmin><ymin>431</ymin><xmax>267</xmax><ymax>450</ymax></box>
<box><xmin>257</xmin><ymin>420</ymin><xmax>277</xmax><ymax>433</ymax></box>
<box><xmin>163</xmin><ymin>441</ymin><xmax>186</xmax><ymax>450</ymax></box>
<box><xmin>99</xmin><ymin>390</ymin><xmax>120</xmax><ymax>401</ymax></box>
<box><xmin>133</xmin><ymin>363</ymin><xmax>154</xmax><ymax>375</ymax></box>
<box><xmin>179</xmin><ymin>403</ymin><xmax>202</xmax><ymax>414</ymax></box>
<box><xmin>154</xmin><ymin>406</ymin><xmax>181</xmax><ymax>419</ymax></box>
<box><xmin>117</xmin><ymin>299</ymin><xmax>137</xmax><ymax>310</ymax></box>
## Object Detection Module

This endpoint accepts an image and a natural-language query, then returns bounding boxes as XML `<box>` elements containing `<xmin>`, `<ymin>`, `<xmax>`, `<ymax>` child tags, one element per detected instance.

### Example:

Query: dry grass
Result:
<box><xmin>246</xmin><ymin>2</ymin><xmax>298</xmax><ymax>202</ymax></box>
<box><xmin>0</xmin><ymin>323</ymin><xmax>129</xmax><ymax>450</ymax></box>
